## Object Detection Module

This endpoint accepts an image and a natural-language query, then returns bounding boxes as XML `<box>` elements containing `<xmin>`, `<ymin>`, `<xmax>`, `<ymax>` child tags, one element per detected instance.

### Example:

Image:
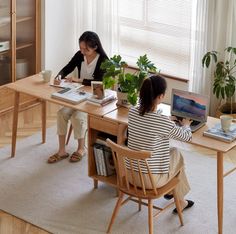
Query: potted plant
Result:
<box><xmin>101</xmin><ymin>54</ymin><xmax>157</xmax><ymax>106</ymax></box>
<box><xmin>202</xmin><ymin>46</ymin><xmax>236</xmax><ymax>115</ymax></box>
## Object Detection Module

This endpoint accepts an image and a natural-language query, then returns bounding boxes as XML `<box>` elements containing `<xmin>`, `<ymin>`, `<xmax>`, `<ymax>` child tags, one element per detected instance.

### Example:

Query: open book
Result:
<box><xmin>50</xmin><ymin>80</ymin><xmax>82</xmax><ymax>89</ymax></box>
<box><xmin>203</xmin><ymin>123</ymin><xmax>236</xmax><ymax>142</ymax></box>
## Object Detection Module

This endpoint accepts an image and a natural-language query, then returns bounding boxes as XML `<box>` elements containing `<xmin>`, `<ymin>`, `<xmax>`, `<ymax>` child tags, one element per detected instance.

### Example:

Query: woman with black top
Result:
<box><xmin>48</xmin><ymin>31</ymin><xmax>108</xmax><ymax>163</ymax></box>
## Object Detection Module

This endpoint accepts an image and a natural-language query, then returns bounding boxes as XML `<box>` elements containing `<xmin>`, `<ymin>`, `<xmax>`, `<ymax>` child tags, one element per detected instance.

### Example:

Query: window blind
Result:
<box><xmin>118</xmin><ymin>0</ymin><xmax>193</xmax><ymax>79</ymax></box>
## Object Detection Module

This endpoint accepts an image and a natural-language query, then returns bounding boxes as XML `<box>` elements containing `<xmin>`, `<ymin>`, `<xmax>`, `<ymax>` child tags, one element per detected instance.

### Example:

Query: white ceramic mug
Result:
<box><xmin>40</xmin><ymin>70</ymin><xmax>52</xmax><ymax>83</ymax></box>
<box><xmin>220</xmin><ymin>115</ymin><xmax>233</xmax><ymax>132</ymax></box>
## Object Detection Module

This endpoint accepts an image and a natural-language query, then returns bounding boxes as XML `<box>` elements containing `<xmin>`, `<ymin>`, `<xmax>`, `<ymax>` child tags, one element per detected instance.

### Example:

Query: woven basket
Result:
<box><xmin>215</xmin><ymin>103</ymin><xmax>236</xmax><ymax>118</ymax></box>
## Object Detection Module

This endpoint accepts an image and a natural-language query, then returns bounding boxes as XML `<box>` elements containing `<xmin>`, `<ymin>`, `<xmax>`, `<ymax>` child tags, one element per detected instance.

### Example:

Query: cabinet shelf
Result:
<box><xmin>91</xmin><ymin>174</ymin><xmax>117</xmax><ymax>187</ymax></box>
<box><xmin>16</xmin><ymin>42</ymin><xmax>34</xmax><ymax>50</ymax></box>
<box><xmin>16</xmin><ymin>16</ymin><xmax>34</xmax><ymax>23</ymax></box>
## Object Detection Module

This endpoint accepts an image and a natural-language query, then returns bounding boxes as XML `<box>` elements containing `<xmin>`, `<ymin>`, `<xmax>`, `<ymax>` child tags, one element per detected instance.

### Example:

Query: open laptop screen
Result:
<box><xmin>171</xmin><ymin>89</ymin><xmax>209</xmax><ymax>122</ymax></box>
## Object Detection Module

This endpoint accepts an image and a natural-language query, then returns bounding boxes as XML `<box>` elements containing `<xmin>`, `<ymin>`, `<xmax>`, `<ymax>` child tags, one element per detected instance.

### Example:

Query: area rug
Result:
<box><xmin>0</xmin><ymin>126</ymin><xmax>236</xmax><ymax>234</ymax></box>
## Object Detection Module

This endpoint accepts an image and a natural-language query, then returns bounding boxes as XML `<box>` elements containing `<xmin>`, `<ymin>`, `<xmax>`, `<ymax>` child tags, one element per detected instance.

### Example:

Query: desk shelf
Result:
<box><xmin>88</xmin><ymin>115</ymin><xmax>121</xmax><ymax>188</ymax></box>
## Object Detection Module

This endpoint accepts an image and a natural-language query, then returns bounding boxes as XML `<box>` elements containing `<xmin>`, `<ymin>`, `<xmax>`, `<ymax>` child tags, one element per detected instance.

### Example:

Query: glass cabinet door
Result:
<box><xmin>16</xmin><ymin>0</ymin><xmax>36</xmax><ymax>80</ymax></box>
<box><xmin>0</xmin><ymin>0</ymin><xmax>11</xmax><ymax>85</ymax></box>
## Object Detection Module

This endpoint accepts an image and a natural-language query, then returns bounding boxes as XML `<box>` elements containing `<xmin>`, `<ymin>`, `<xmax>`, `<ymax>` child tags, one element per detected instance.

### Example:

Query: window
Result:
<box><xmin>118</xmin><ymin>0</ymin><xmax>193</xmax><ymax>79</ymax></box>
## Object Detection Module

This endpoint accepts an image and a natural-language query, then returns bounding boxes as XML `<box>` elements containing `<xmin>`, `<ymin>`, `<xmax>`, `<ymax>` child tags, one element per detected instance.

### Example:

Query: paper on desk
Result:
<box><xmin>50</xmin><ymin>80</ymin><xmax>82</xmax><ymax>89</ymax></box>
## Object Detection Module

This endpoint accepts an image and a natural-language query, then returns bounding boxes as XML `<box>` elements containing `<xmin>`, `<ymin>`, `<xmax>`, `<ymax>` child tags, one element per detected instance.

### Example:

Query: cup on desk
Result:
<box><xmin>220</xmin><ymin>115</ymin><xmax>233</xmax><ymax>132</ymax></box>
<box><xmin>40</xmin><ymin>70</ymin><xmax>52</xmax><ymax>83</ymax></box>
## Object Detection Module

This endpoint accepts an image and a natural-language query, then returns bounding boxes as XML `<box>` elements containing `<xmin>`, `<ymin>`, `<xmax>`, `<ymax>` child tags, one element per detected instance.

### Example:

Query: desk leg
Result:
<box><xmin>94</xmin><ymin>179</ymin><xmax>98</xmax><ymax>189</ymax></box>
<box><xmin>41</xmin><ymin>100</ymin><xmax>46</xmax><ymax>143</ymax></box>
<box><xmin>11</xmin><ymin>91</ymin><xmax>20</xmax><ymax>157</ymax></box>
<box><xmin>217</xmin><ymin>152</ymin><xmax>223</xmax><ymax>234</ymax></box>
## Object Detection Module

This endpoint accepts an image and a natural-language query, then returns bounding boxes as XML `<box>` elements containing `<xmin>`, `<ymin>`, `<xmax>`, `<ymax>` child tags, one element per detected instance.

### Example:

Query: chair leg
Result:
<box><xmin>148</xmin><ymin>199</ymin><xmax>153</xmax><ymax>234</ymax></box>
<box><xmin>66</xmin><ymin>124</ymin><xmax>73</xmax><ymax>145</ymax></box>
<box><xmin>173</xmin><ymin>190</ymin><xmax>184</xmax><ymax>226</ymax></box>
<box><xmin>107</xmin><ymin>192</ymin><xmax>124</xmax><ymax>234</ymax></box>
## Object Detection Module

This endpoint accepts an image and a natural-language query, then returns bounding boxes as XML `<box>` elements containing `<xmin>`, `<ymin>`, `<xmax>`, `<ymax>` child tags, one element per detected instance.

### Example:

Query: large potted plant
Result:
<box><xmin>101</xmin><ymin>54</ymin><xmax>157</xmax><ymax>106</ymax></box>
<box><xmin>202</xmin><ymin>46</ymin><xmax>236</xmax><ymax>115</ymax></box>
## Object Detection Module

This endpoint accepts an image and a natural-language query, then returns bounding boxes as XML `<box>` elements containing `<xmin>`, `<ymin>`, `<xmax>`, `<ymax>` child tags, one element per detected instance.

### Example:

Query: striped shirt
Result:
<box><xmin>127</xmin><ymin>106</ymin><xmax>192</xmax><ymax>174</ymax></box>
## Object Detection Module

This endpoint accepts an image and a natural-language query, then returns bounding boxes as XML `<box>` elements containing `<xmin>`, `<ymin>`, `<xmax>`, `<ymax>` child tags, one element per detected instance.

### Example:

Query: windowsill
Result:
<box><xmin>127</xmin><ymin>65</ymin><xmax>189</xmax><ymax>83</ymax></box>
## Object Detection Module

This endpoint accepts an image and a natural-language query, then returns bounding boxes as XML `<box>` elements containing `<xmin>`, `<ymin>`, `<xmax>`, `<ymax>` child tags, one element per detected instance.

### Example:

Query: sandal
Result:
<box><xmin>47</xmin><ymin>153</ymin><xmax>69</xmax><ymax>164</ymax></box>
<box><xmin>69</xmin><ymin>151</ymin><xmax>86</xmax><ymax>163</ymax></box>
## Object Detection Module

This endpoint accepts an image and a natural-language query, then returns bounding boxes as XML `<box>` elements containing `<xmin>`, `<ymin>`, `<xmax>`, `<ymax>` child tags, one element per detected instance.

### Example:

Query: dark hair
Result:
<box><xmin>138</xmin><ymin>75</ymin><xmax>167</xmax><ymax>115</ymax></box>
<box><xmin>79</xmin><ymin>31</ymin><xmax>108</xmax><ymax>57</ymax></box>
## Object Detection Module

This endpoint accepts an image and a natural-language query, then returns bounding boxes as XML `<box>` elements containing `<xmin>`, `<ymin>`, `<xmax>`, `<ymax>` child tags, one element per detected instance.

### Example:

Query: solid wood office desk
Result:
<box><xmin>6</xmin><ymin>74</ymin><xmax>118</xmax><ymax>157</ymax></box>
<box><xmin>101</xmin><ymin>106</ymin><xmax>236</xmax><ymax>234</ymax></box>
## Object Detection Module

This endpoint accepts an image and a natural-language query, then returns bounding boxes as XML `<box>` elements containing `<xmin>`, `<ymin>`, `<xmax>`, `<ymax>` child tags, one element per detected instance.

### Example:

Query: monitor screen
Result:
<box><xmin>171</xmin><ymin>89</ymin><xmax>209</xmax><ymax>121</ymax></box>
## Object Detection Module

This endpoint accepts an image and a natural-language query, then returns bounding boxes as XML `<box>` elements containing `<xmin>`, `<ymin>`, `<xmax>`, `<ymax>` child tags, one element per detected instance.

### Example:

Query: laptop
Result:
<box><xmin>171</xmin><ymin>89</ymin><xmax>209</xmax><ymax>132</ymax></box>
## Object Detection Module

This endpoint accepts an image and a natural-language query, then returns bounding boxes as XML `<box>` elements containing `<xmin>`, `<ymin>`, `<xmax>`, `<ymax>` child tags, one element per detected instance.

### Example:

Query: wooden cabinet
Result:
<box><xmin>88</xmin><ymin>114</ymin><xmax>128</xmax><ymax>189</ymax></box>
<box><xmin>0</xmin><ymin>0</ymin><xmax>41</xmax><ymax>85</ymax></box>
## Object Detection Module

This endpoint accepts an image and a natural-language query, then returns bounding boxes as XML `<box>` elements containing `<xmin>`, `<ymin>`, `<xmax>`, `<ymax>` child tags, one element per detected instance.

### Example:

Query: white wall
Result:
<box><xmin>41</xmin><ymin>0</ymin><xmax>77</xmax><ymax>77</ymax></box>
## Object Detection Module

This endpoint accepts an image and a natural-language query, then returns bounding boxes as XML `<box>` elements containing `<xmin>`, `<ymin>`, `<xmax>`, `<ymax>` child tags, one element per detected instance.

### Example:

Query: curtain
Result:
<box><xmin>189</xmin><ymin>0</ymin><xmax>236</xmax><ymax>116</ymax></box>
<box><xmin>75</xmin><ymin>0</ymin><xmax>119</xmax><ymax>57</ymax></box>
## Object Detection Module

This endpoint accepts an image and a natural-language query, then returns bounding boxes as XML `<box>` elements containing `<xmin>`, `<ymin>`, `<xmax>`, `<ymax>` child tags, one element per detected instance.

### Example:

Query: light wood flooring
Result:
<box><xmin>0</xmin><ymin>103</ymin><xmax>60</xmax><ymax>234</ymax></box>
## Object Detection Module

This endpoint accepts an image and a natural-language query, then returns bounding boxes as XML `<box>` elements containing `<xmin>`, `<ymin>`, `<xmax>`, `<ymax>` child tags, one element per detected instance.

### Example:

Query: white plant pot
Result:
<box><xmin>116</xmin><ymin>91</ymin><xmax>131</xmax><ymax>108</ymax></box>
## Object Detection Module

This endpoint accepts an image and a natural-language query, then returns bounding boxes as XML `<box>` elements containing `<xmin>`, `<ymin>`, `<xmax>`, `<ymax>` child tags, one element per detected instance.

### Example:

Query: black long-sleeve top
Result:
<box><xmin>58</xmin><ymin>51</ymin><xmax>108</xmax><ymax>86</ymax></box>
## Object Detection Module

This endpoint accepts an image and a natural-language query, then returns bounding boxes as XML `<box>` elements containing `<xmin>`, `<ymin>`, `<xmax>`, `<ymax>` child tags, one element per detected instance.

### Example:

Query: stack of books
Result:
<box><xmin>93</xmin><ymin>143</ymin><xmax>115</xmax><ymax>176</ymax></box>
<box><xmin>203</xmin><ymin>123</ymin><xmax>236</xmax><ymax>142</ymax></box>
<box><xmin>87</xmin><ymin>90</ymin><xmax>116</xmax><ymax>106</ymax></box>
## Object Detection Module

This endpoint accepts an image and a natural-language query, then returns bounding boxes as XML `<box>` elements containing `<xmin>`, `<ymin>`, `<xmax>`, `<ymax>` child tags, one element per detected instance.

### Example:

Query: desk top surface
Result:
<box><xmin>7</xmin><ymin>75</ymin><xmax>118</xmax><ymax>117</ymax></box>
<box><xmin>104</xmin><ymin>106</ymin><xmax>236</xmax><ymax>153</ymax></box>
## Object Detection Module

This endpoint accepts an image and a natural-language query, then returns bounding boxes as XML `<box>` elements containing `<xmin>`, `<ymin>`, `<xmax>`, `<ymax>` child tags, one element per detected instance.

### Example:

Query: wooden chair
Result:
<box><xmin>66</xmin><ymin>123</ymin><xmax>73</xmax><ymax>145</ymax></box>
<box><xmin>106</xmin><ymin>139</ymin><xmax>184</xmax><ymax>234</ymax></box>
<box><xmin>66</xmin><ymin>124</ymin><xmax>88</xmax><ymax>149</ymax></box>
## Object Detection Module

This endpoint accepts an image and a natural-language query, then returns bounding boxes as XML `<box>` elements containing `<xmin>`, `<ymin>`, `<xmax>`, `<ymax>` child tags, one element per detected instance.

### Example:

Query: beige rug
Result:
<box><xmin>0</xmin><ymin>126</ymin><xmax>236</xmax><ymax>234</ymax></box>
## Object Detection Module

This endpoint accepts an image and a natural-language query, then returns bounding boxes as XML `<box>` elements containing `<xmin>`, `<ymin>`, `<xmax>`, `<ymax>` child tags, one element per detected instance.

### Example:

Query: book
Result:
<box><xmin>51</xmin><ymin>88</ymin><xmax>92</xmax><ymax>104</ymax></box>
<box><xmin>203</xmin><ymin>123</ymin><xmax>236</xmax><ymax>142</ymax></box>
<box><xmin>103</xmin><ymin>146</ymin><xmax>115</xmax><ymax>176</ymax></box>
<box><xmin>87</xmin><ymin>90</ymin><xmax>116</xmax><ymax>106</ymax></box>
<box><xmin>93</xmin><ymin>143</ymin><xmax>116</xmax><ymax>176</ymax></box>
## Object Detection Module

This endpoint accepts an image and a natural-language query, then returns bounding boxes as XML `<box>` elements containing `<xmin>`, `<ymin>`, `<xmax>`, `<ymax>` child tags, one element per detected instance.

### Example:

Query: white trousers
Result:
<box><xmin>57</xmin><ymin>107</ymin><xmax>87</xmax><ymax>139</ymax></box>
<box><xmin>128</xmin><ymin>147</ymin><xmax>190</xmax><ymax>201</ymax></box>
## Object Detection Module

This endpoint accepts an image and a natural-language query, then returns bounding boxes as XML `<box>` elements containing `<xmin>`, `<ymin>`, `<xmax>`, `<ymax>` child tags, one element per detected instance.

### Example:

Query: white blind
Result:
<box><xmin>118</xmin><ymin>0</ymin><xmax>193</xmax><ymax>79</ymax></box>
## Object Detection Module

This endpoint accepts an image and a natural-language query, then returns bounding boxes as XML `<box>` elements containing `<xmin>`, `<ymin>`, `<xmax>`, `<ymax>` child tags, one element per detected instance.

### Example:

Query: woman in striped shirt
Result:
<box><xmin>128</xmin><ymin>75</ymin><xmax>194</xmax><ymax>212</ymax></box>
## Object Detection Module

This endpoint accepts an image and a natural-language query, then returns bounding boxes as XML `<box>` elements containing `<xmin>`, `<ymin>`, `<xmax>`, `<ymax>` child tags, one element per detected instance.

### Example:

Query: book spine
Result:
<box><xmin>95</xmin><ymin>145</ymin><xmax>106</xmax><ymax>176</ymax></box>
<box><xmin>93</xmin><ymin>145</ymin><xmax>101</xmax><ymax>175</ymax></box>
<box><xmin>103</xmin><ymin>146</ymin><xmax>115</xmax><ymax>176</ymax></box>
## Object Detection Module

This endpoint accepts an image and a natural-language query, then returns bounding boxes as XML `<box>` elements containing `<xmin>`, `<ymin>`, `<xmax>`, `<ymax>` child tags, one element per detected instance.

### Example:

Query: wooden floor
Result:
<box><xmin>0</xmin><ymin>103</ymin><xmax>60</xmax><ymax>234</ymax></box>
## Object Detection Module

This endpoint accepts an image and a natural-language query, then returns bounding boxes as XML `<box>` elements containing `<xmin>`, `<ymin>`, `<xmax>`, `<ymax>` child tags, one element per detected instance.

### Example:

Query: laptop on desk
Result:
<box><xmin>171</xmin><ymin>89</ymin><xmax>209</xmax><ymax>132</ymax></box>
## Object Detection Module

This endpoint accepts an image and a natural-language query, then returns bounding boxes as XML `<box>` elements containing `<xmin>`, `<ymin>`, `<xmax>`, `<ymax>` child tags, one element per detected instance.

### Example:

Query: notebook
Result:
<box><xmin>171</xmin><ymin>89</ymin><xmax>209</xmax><ymax>132</ymax></box>
<box><xmin>51</xmin><ymin>88</ymin><xmax>92</xmax><ymax>104</ymax></box>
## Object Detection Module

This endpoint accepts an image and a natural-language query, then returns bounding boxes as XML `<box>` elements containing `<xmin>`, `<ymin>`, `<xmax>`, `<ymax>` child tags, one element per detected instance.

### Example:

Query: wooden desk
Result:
<box><xmin>6</xmin><ymin>74</ymin><xmax>118</xmax><ymax>157</ymax></box>
<box><xmin>102</xmin><ymin>106</ymin><xmax>236</xmax><ymax>234</ymax></box>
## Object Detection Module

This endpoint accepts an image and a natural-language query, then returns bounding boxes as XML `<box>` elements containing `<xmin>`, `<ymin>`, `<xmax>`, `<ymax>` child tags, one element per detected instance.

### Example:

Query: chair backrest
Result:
<box><xmin>106</xmin><ymin>139</ymin><xmax>160</xmax><ymax>198</ymax></box>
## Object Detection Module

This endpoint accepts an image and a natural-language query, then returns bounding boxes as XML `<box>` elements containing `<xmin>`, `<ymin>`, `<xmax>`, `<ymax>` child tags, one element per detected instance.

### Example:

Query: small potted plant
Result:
<box><xmin>202</xmin><ymin>46</ymin><xmax>236</xmax><ymax>115</ymax></box>
<box><xmin>101</xmin><ymin>54</ymin><xmax>157</xmax><ymax>106</ymax></box>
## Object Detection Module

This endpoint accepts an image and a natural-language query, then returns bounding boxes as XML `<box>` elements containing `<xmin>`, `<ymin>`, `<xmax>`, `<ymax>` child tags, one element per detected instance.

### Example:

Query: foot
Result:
<box><xmin>69</xmin><ymin>149</ymin><xmax>86</xmax><ymax>163</ymax></box>
<box><xmin>173</xmin><ymin>200</ymin><xmax>194</xmax><ymax>213</ymax></box>
<box><xmin>47</xmin><ymin>153</ymin><xmax>69</xmax><ymax>163</ymax></box>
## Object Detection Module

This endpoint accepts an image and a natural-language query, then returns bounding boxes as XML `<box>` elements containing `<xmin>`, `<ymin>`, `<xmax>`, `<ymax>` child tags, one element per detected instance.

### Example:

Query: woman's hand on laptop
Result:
<box><xmin>180</xmin><ymin>118</ymin><xmax>192</xmax><ymax>127</ymax></box>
